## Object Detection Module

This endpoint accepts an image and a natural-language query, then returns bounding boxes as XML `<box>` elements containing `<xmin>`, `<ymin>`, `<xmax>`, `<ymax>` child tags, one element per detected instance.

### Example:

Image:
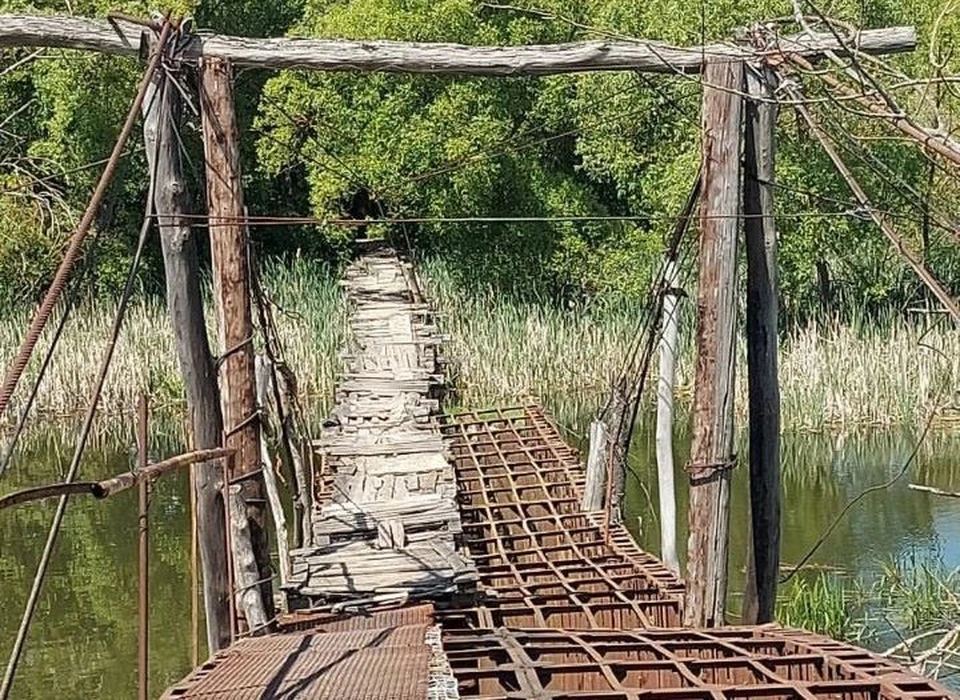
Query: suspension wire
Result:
<box><xmin>0</xmin><ymin>65</ymin><xmax>168</xmax><ymax>699</ymax></box>
<box><xmin>0</xmin><ymin>21</ymin><xmax>173</xmax><ymax>424</ymax></box>
<box><xmin>0</xmin><ymin>268</ymin><xmax>85</xmax><ymax>477</ymax></box>
<box><xmin>609</xmin><ymin>175</ymin><xmax>701</xmax><ymax>462</ymax></box>
<box><xmin>0</xmin><ymin>191</ymin><xmax>113</xmax><ymax>478</ymax></box>
<box><xmin>144</xmin><ymin>209</ymin><xmax>931</xmax><ymax>227</ymax></box>
<box><xmin>789</xmin><ymin>88</ymin><xmax>960</xmax><ymax>325</ymax></box>
<box><xmin>816</xmin><ymin>107</ymin><xmax>960</xmax><ymax>247</ymax></box>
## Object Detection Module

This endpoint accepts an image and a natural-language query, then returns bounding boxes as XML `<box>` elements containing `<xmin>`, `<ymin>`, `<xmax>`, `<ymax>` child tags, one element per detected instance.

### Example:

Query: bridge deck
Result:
<box><xmin>286</xmin><ymin>249</ymin><xmax>476</xmax><ymax>600</ymax></box>
<box><xmin>438</xmin><ymin>405</ymin><xmax>684</xmax><ymax>630</ymax></box>
<box><xmin>163</xmin><ymin>248</ymin><xmax>955</xmax><ymax>700</ymax></box>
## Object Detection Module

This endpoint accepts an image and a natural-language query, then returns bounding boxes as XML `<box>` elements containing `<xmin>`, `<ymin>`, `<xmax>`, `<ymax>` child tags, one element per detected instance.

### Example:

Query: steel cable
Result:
<box><xmin>0</xmin><ymin>65</ymin><xmax>168</xmax><ymax>699</ymax></box>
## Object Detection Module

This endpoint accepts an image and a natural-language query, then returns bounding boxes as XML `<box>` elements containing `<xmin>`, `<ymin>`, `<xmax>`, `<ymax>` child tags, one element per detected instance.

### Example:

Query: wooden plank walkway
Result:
<box><xmin>165</xmin><ymin>248</ymin><xmax>957</xmax><ymax>700</ymax></box>
<box><xmin>286</xmin><ymin>247</ymin><xmax>477</xmax><ymax>600</ymax></box>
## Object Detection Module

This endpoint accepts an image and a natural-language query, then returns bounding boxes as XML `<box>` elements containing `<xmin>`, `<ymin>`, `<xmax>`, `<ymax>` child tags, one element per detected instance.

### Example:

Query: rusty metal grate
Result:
<box><xmin>439</xmin><ymin>405</ymin><xmax>684</xmax><ymax>630</ymax></box>
<box><xmin>443</xmin><ymin>626</ymin><xmax>956</xmax><ymax>699</ymax></box>
<box><xmin>162</xmin><ymin>619</ymin><xmax>434</xmax><ymax>699</ymax></box>
<box><xmin>277</xmin><ymin>603</ymin><xmax>436</xmax><ymax>633</ymax></box>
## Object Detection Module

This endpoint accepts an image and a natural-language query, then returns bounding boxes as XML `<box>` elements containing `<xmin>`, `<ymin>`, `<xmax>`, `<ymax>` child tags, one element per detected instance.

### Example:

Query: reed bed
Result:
<box><xmin>0</xmin><ymin>257</ymin><xmax>956</xmax><ymax>436</ymax></box>
<box><xmin>422</xmin><ymin>258</ymin><xmax>960</xmax><ymax>430</ymax></box>
<box><xmin>0</xmin><ymin>259</ymin><xmax>347</xmax><ymax>436</ymax></box>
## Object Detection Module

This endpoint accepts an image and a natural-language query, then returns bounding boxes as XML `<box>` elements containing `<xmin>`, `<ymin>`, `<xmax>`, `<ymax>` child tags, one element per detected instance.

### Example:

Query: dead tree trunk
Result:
<box><xmin>684</xmin><ymin>58</ymin><xmax>743</xmax><ymax>628</ymax></box>
<box><xmin>742</xmin><ymin>65</ymin><xmax>781</xmax><ymax>625</ymax></box>
<box><xmin>199</xmin><ymin>56</ymin><xmax>274</xmax><ymax>619</ymax></box>
<box><xmin>142</xmin><ymin>66</ymin><xmax>232</xmax><ymax>652</ymax></box>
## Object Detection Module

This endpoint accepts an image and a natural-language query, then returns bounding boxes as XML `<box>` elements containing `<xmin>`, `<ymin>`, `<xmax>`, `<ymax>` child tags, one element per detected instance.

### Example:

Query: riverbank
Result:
<box><xmin>0</xmin><ymin>258</ymin><xmax>957</xmax><ymax>434</ymax></box>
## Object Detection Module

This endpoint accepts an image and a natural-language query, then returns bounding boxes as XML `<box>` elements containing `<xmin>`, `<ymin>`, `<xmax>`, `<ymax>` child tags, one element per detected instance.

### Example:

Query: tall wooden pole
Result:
<box><xmin>142</xmin><ymin>67</ymin><xmax>232</xmax><ymax>651</ymax></box>
<box><xmin>655</xmin><ymin>257</ymin><xmax>681</xmax><ymax>574</ymax></box>
<box><xmin>684</xmin><ymin>58</ymin><xmax>743</xmax><ymax>628</ymax></box>
<box><xmin>199</xmin><ymin>56</ymin><xmax>274</xmax><ymax>617</ymax></box>
<box><xmin>742</xmin><ymin>65</ymin><xmax>781</xmax><ymax>625</ymax></box>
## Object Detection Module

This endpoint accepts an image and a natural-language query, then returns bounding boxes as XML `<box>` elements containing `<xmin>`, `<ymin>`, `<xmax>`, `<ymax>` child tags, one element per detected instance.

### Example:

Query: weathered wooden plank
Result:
<box><xmin>290</xmin><ymin>248</ymin><xmax>476</xmax><ymax>600</ymax></box>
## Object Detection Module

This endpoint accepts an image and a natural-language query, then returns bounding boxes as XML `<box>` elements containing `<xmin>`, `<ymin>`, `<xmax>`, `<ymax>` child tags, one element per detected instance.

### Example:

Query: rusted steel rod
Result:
<box><xmin>0</xmin><ymin>448</ymin><xmax>234</xmax><ymax>510</ymax></box>
<box><xmin>0</xmin><ymin>20</ymin><xmax>173</xmax><ymax>422</ymax></box>
<box><xmin>136</xmin><ymin>395</ymin><xmax>149</xmax><ymax>700</ymax></box>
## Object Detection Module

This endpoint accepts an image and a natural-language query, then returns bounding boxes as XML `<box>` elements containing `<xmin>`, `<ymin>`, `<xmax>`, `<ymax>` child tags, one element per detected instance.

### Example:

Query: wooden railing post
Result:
<box><xmin>684</xmin><ymin>58</ymin><xmax>743</xmax><ymax>628</ymax></box>
<box><xmin>742</xmin><ymin>65</ymin><xmax>781</xmax><ymax>625</ymax></box>
<box><xmin>199</xmin><ymin>56</ymin><xmax>274</xmax><ymax>620</ymax></box>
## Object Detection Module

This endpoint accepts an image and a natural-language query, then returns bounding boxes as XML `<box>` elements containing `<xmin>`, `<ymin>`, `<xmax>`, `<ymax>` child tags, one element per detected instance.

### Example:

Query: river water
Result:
<box><xmin>2</xmin><ymin>417</ymin><xmax>960</xmax><ymax>697</ymax></box>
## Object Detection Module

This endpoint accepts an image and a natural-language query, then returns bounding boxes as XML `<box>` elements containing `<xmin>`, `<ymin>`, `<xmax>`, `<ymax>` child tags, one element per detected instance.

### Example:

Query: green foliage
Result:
<box><xmin>0</xmin><ymin>0</ymin><xmax>957</xmax><ymax>314</ymax></box>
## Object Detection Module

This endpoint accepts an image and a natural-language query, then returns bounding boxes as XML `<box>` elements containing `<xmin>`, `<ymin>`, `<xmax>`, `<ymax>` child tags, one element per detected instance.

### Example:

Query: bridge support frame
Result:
<box><xmin>684</xmin><ymin>58</ymin><xmax>743</xmax><ymax>628</ymax></box>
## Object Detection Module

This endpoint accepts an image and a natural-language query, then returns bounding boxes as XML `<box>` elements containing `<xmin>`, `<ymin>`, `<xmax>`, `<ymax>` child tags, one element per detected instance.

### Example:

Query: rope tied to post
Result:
<box><xmin>685</xmin><ymin>454</ymin><xmax>739</xmax><ymax>482</ymax></box>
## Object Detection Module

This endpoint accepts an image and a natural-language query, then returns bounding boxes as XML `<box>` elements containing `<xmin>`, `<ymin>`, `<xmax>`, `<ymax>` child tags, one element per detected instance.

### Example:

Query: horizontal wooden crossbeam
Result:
<box><xmin>0</xmin><ymin>15</ymin><xmax>916</xmax><ymax>75</ymax></box>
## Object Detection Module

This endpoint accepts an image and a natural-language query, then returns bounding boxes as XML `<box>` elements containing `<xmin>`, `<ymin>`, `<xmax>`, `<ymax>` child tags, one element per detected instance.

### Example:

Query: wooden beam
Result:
<box><xmin>741</xmin><ymin>66</ymin><xmax>781</xmax><ymax>626</ymax></box>
<box><xmin>142</xmin><ymin>63</ymin><xmax>233</xmax><ymax>653</ymax></box>
<box><xmin>684</xmin><ymin>58</ymin><xmax>743</xmax><ymax>628</ymax></box>
<box><xmin>0</xmin><ymin>448</ymin><xmax>234</xmax><ymax>510</ymax></box>
<box><xmin>0</xmin><ymin>15</ymin><xmax>916</xmax><ymax>75</ymax></box>
<box><xmin>199</xmin><ymin>55</ymin><xmax>274</xmax><ymax>620</ymax></box>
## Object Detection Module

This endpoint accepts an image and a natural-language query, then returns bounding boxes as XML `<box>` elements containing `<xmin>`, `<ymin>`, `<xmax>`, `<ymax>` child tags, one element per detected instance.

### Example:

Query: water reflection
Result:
<box><xmin>614</xmin><ymin>414</ymin><xmax>960</xmax><ymax>621</ymax></box>
<box><xmin>0</xmin><ymin>424</ymin><xmax>193</xmax><ymax>699</ymax></box>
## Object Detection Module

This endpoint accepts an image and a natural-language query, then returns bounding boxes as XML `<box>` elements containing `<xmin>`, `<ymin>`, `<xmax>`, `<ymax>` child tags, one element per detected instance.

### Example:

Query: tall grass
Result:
<box><xmin>775</xmin><ymin>574</ymin><xmax>865</xmax><ymax>642</ymax></box>
<box><xmin>0</xmin><ymin>256</ymin><xmax>955</xmax><ymax>434</ymax></box>
<box><xmin>422</xmin><ymin>258</ymin><xmax>960</xmax><ymax>430</ymax></box>
<box><xmin>0</xmin><ymin>259</ymin><xmax>347</xmax><ymax>433</ymax></box>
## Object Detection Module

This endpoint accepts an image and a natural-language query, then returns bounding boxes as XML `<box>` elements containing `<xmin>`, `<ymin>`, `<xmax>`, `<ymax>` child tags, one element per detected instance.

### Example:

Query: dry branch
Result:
<box><xmin>908</xmin><ymin>483</ymin><xmax>960</xmax><ymax>498</ymax></box>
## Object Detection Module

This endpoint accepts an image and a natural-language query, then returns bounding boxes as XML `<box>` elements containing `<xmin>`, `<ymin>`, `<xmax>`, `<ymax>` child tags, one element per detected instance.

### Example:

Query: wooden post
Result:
<box><xmin>607</xmin><ymin>380</ymin><xmax>630</xmax><ymax>526</ymax></box>
<box><xmin>142</xmin><ymin>67</ymin><xmax>232</xmax><ymax>652</ymax></box>
<box><xmin>742</xmin><ymin>65</ymin><xmax>781</xmax><ymax>625</ymax></box>
<box><xmin>582</xmin><ymin>420</ymin><xmax>608</xmax><ymax>512</ymax></box>
<box><xmin>255</xmin><ymin>355</ymin><xmax>292</xmax><ymax>589</ymax></box>
<box><xmin>655</xmin><ymin>258</ymin><xmax>681</xmax><ymax>575</ymax></box>
<box><xmin>684</xmin><ymin>58</ymin><xmax>743</xmax><ymax>628</ymax></box>
<box><xmin>136</xmin><ymin>394</ymin><xmax>149</xmax><ymax>700</ymax></box>
<box><xmin>227</xmin><ymin>485</ymin><xmax>270</xmax><ymax>634</ymax></box>
<box><xmin>199</xmin><ymin>56</ymin><xmax>274</xmax><ymax>618</ymax></box>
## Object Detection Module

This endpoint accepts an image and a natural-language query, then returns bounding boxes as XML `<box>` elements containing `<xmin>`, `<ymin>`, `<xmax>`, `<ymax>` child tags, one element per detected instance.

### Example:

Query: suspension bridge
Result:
<box><xmin>160</xmin><ymin>246</ymin><xmax>951</xmax><ymax>699</ymax></box>
<box><xmin>0</xmin><ymin>11</ymin><xmax>957</xmax><ymax>700</ymax></box>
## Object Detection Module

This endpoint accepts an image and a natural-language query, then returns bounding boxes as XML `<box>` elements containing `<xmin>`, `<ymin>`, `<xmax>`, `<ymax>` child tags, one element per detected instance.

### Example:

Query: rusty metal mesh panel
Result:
<box><xmin>443</xmin><ymin>627</ymin><xmax>957</xmax><ymax>699</ymax></box>
<box><xmin>439</xmin><ymin>405</ymin><xmax>684</xmax><ymax>630</ymax></box>
<box><xmin>162</xmin><ymin>622</ymin><xmax>434</xmax><ymax>699</ymax></box>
